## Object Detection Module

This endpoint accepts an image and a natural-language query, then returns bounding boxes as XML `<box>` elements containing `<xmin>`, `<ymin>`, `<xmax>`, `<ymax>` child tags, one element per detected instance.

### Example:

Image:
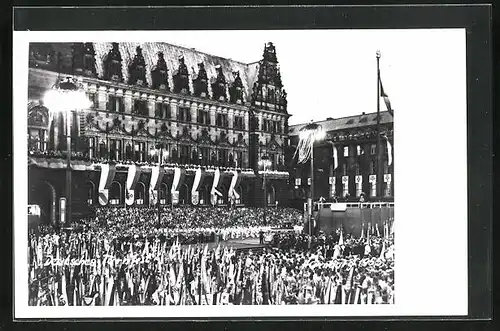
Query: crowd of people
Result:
<box><xmin>28</xmin><ymin>205</ymin><xmax>394</xmax><ymax>306</ymax></box>
<box><xmin>58</xmin><ymin>206</ymin><xmax>303</xmax><ymax>246</ymax></box>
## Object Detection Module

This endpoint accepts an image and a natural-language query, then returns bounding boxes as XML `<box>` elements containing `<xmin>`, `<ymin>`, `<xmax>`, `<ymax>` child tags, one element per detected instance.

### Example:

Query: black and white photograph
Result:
<box><xmin>13</xmin><ymin>16</ymin><xmax>478</xmax><ymax>318</ymax></box>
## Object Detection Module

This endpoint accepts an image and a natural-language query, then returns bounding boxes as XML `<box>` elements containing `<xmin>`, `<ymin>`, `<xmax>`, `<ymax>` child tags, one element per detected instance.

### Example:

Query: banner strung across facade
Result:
<box><xmin>98</xmin><ymin>163</ymin><xmax>116</xmax><ymax>205</ymax></box>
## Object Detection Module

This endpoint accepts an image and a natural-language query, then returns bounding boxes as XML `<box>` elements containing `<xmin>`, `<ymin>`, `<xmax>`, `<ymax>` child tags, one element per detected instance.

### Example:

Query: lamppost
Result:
<box><xmin>376</xmin><ymin>50</ymin><xmax>383</xmax><ymax>200</ymax></box>
<box><xmin>44</xmin><ymin>76</ymin><xmax>91</xmax><ymax>229</ymax></box>
<box><xmin>299</xmin><ymin>122</ymin><xmax>325</xmax><ymax>248</ymax></box>
<box><xmin>258</xmin><ymin>155</ymin><xmax>272</xmax><ymax>226</ymax></box>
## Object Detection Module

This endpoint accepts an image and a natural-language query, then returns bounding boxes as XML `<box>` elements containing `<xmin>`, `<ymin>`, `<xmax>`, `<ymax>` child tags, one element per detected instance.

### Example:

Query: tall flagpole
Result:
<box><xmin>376</xmin><ymin>50</ymin><xmax>382</xmax><ymax>200</ymax></box>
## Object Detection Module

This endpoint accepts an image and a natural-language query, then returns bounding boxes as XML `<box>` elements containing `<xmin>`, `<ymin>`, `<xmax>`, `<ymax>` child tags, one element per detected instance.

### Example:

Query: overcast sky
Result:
<box><xmin>24</xmin><ymin>29</ymin><xmax>465</xmax><ymax>126</ymax></box>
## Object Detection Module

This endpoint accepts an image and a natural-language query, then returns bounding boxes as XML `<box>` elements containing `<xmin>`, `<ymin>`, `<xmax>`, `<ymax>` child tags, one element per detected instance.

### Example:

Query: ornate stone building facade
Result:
<box><xmin>27</xmin><ymin>42</ymin><xmax>290</xmax><ymax>224</ymax></box>
<box><xmin>286</xmin><ymin>112</ymin><xmax>394</xmax><ymax>208</ymax></box>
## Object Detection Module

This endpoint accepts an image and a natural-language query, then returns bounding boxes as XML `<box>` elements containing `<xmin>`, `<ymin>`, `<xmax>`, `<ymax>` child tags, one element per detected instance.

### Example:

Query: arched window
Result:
<box><xmin>370</xmin><ymin>160</ymin><xmax>376</xmax><ymax>174</ymax></box>
<box><xmin>192</xmin><ymin>149</ymin><xmax>198</xmax><ymax>164</ymax></box>
<box><xmin>218</xmin><ymin>184</ymin><xmax>228</xmax><ymax>205</ymax></box>
<box><xmin>109</xmin><ymin>181</ymin><xmax>122</xmax><ymax>205</ymax></box>
<box><xmin>125</xmin><ymin>142</ymin><xmax>132</xmax><ymax>161</ymax></box>
<box><xmin>211</xmin><ymin>151</ymin><xmax>217</xmax><ymax>166</ymax></box>
<box><xmin>160</xmin><ymin>183</ymin><xmax>169</xmax><ymax>204</ymax></box>
<box><xmin>235</xmin><ymin>185</ymin><xmax>243</xmax><ymax>205</ymax></box>
<box><xmin>135</xmin><ymin>182</ymin><xmax>146</xmax><ymax>205</ymax></box>
<box><xmin>85</xmin><ymin>181</ymin><xmax>96</xmax><ymax>205</ymax></box>
<box><xmin>99</xmin><ymin>140</ymin><xmax>107</xmax><ymax>159</ymax></box>
<box><xmin>179</xmin><ymin>183</ymin><xmax>189</xmax><ymax>205</ymax></box>
<box><xmin>171</xmin><ymin>148</ymin><xmax>178</xmax><ymax>163</ymax></box>
<box><xmin>199</xmin><ymin>185</ymin><xmax>209</xmax><ymax>205</ymax></box>
<box><xmin>267</xmin><ymin>184</ymin><xmax>276</xmax><ymax>206</ymax></box>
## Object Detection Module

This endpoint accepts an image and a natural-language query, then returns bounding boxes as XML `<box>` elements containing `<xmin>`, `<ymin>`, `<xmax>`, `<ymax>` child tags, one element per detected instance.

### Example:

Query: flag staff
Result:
<box><xmin>376</xmin><ymin>50</ymin><xmax>383</xmax><ymax>199</ymax></box>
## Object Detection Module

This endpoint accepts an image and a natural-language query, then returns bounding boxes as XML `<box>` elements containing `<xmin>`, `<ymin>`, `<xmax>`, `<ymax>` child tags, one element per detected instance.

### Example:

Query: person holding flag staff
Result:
<box><xmin>28</xmin><ymin>210</ymin><xmax>394</xmax><ymax>306</ymax></box>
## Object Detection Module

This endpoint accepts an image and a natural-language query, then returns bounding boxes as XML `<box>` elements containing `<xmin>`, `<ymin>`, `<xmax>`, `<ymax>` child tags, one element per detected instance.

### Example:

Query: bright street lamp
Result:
<box><xmin>299</xmin><ymin>122</ymin><xmax>325</xmax><ymax>248</ymax></box>
<box><xmin>44</xmin><ymin>76</ymin><xmax>91</xmax><ymax>230</ymax></box>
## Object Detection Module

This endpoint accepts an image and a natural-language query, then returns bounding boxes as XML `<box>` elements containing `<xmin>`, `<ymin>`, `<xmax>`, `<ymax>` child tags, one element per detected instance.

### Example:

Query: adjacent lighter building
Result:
<box><xmin>287</xmin><ymin>111</ymin><xmax>394</xmax><ymax>206</ymax></box>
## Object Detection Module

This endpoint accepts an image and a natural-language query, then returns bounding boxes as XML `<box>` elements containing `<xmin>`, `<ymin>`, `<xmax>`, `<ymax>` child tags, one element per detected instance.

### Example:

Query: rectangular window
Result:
<box><xmin>177</xmin><ymin>107</ymin><xmax>191</xmax><ymax>122</ymax></box>
<box><xmin>370</xmin><ymin>144</ymin><xmax>376</xmax><ymax>155</ymax></box>
<box><xmin>109</xmin><ymin>140</ymin><xmax>117</xmax><ymax>161</ymax></box>
<box><xmin>180</xmin><ymin>145</ymin><xmax>190</xmax><ymax>164</ymax></box>
<box><xmin>86</xmin><ymin>92</ymin><xmax>97</xmax><ymax>109</ymax></box>
<box><xmin>205</xmin><ymin>111</ymin><xmax>210</xmax><ymax>125</ymax></box>
<box><xmin>357</xmin><ymin>145</ymin><xmax>361</xmax><ymax>156</ymax></box>
<box><xmin>156</xmin><ymin>103</ymin><xmax>171</xmax><ymax>119</ymax></box>
<box><xmin>200</xmin><ymin>147</ymin><xmax>209</xmax><ymax>165</ymax></box>
<box><xmin>344</xmin><ymin>146</ymin><xmax>349</xmax><ymax>157</ymax></box>
<box><xmin>234</xmin><ymin>116</ymin><xmax>244</xmax><ymax>130</ymax></box>
<box><xmin>88</xmin><ymin>137</ymin><xmax>95</xmax><ymax>159</ymax></box>
<box><xmin>133</xmin><ymin>99</ymin><xmax>148</xmax><ymax>116</ymax></box>
<box><xmin>342</xmin><ymin>163</ymin><xmax>347</xmax><ymax>176</ymax></box>
<box><xmin>236</xmin><ymin>151</ymin><xmax>243</xmax><ymax>168</ymax></box>
<box><xmin>197</xmin><ymin>109</ymin><xmax>204</xmax><ymax>124</ymax></box>
<box><xmin>370</xmin><ymin>161</ymin><xmax>375</xmax><ymax>174</ymax></box>
<box><xmin>107</xmin><ymin>95</ymin><xmax>124</xmax><ymax>112</ymax></box>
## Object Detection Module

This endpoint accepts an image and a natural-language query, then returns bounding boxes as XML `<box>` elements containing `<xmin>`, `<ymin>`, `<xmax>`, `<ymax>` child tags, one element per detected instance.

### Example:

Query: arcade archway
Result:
<box><xmin>109</xmin><ymin>181</ymin><xmax>122</xmax><ymax>205</ymax></box>
<box><xmin>28</xmin><ymin>181</ymin><xmax>57</xmax><ymax>225</ymax></box>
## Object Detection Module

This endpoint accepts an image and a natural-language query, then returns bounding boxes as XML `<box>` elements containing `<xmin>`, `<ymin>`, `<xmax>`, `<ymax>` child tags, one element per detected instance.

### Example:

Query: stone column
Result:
<box><xmin>244</xmin><ymin>111</ymin><xmax>249</xmax><ymax>131</ymax></box>
<box><xmin>170</xmin><ymin>99</ymin><xmax>179</xmax><ymax>136</ymax></box>
<box><xmin>124</xmin><ymin>90</ymin><xmax>133</xmax><ymax>114</ymax></box>
<box><xmin>148</xmin><ymin>94</ymin><xmax>156</xmax><ymax>118</ymax></box>
<box><xmin>257</xmin><ymin>112</ymin><xmax>263</xmax><ymax>131</ymax></box>
<box><xmin>97</xmin><ymin>86</ymin><xmax>107</xmax><ymax>110</ymax></box>
<box><xmin>190</xmin><ymin>102</ymin><xmax>198</xmax><ymax>124</ymax></box>
<box><xmin>228</xmin><ymin>108</ymin><xmax>234</xmax><ymax>129</ymax></box>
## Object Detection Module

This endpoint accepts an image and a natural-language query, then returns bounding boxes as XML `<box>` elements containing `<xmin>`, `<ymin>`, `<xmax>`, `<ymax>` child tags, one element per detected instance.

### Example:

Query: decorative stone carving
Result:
<box><xmin>229</xmin><ymin>71</ymin><xmax>244</xmax><ymax>104</ymax></box>
<box><xmin>103</xmin><ymin>43</ymin><xmax>123</xmax><ymax>82</ymax></box>
<box><xmin>197</xmin><ymin>129</ymin><xmax>214</xmax><ymax>146</ymax></box>
<box><xmin>27</xmin><ymin>103</ymin><xmax>49</xmax><ymax>128</ymax></box>
<box><xmin>128</xmin><ymin>46</ymin><xmax>148</xmax><ymax>86</ymax></box>
<box><xmin>192</xmin><ymin>62</ymin><xmax>209</xmax><ymax>98</ymax></box>
<box><xmin>151</xmin><ymin>52</ymin><xmax>169</xmax><ymax>90</ymax></box>
<box><xmin>72</xmin><ymin>42</ymin><xmax>97</xmax><ymax>77</ymax></box>
<box><xmin>173</xmin><ymin>56</ymin><xmax>190</xmax><ymax>94</ymax></box>
<box><xmin>211</xmin><ymin>65</ymin><xmax>227</xmax><ymax>101</ymax></box>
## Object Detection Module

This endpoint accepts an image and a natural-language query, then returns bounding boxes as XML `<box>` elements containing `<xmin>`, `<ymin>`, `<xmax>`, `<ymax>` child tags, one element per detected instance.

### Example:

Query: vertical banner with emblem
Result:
<box><xmin>125</xmin><ymin>164</ymin><xmax>142</xmax><ymax>206</ymax></box>
<box><xmin>98</xmin><ymin>163</ymin><xmax>116</xmax><ymax>205</ymax></box>
<box><xmin>210</xmin><ymin>168</ymin><xmax>224</xmax><ymax>205</ymax></box>
<box><xmin>369</xmin><ymin>175</ymin><xmax>377</xmax><ymax>197</ymax></box>
<box><xmin>329</xmin><ymin>176</ymin><xmax>336</xmax><ymax>196</ymax></box>
<box><xmin>384</xmin><ymin>173</ymin><xmax>392</xmax><ymax>196</ymax></box>
<box><xmin>149</xmin><ymin>166</ymin><xmax>165</xmax><ymax>205</ymax></box>
<box><xmin>355</xmin><ymin>175</ymin><xmax>363</xmax><ymax>197</ymax></box>
<box><xmin>342</xmin><ymin>176</ymin><xmax>349</xmax><ymax>196</ymax></box>
<box><xmin>191</xmin><ymin>168</ymin><xmax>206</xmax><ymax>205</ymax></box>
<box><xmin>171</xmin><ymin>167</ymin><xmax>186</xmax><ymax>205</ymax></box>
<box><xmin>229</xmin><ymin>170</ymin><xmax>242</xmax><ymax>200</ymax></box>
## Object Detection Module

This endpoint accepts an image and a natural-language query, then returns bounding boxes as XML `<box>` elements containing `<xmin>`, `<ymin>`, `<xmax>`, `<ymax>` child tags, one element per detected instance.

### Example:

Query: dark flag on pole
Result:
<box><xmin>379</xmin><ymin>76</ymin><xmax>394</xmax><ymax>117</ymax></box>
